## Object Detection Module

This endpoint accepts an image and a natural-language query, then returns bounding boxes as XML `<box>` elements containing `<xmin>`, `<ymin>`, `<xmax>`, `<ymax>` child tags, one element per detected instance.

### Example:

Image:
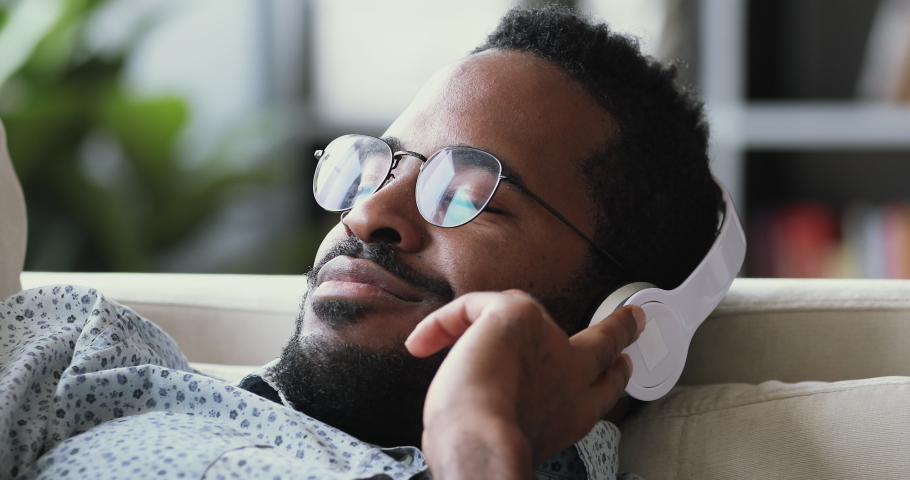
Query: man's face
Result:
<box><xmin>307</xmin><ymin>49</ymin><xmax>615</xmax><ymax>344</ymax></box>
<box><xmin>275</xmin><ymin>49</ymin><xmax>616</xmax><ymax>446</ymax></box>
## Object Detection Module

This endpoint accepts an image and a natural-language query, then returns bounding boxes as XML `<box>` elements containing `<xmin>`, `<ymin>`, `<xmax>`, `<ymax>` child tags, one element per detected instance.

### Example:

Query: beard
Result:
<box><xmin>272</xmin><ymin>236</ymin><xmax>454</xmax><ymax>447</ymax></box>
<box><xmin>273</xmin><ymin>331</ymin><xmax>446</xmax><ymax>448</ymax></box>
<box><xmin>272</xmin><ymin>235</ymin><xmax>602</xmax><ymax>447</ymax></box>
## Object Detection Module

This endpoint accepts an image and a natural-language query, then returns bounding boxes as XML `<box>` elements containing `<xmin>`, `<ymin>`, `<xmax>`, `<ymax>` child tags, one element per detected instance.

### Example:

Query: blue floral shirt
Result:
<box><xmin>0</xmin><ymin>285</ymin><xmax>630</xmax><ymax>480</ymax></box>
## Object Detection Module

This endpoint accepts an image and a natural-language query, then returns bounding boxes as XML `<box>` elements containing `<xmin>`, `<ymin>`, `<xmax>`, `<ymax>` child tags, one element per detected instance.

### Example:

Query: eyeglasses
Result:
<box><xmin>313</xmin><ymin>134</ymin><xmax>628</xmax><ymax>275</ymax></box>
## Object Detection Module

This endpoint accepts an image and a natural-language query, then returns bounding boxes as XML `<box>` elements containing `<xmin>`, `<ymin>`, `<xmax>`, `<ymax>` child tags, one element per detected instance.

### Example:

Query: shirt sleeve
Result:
<box><xmin>574</xmin><ymin>420</ymin><xmax>623</xmax><ymax>480</ymax></box>
<box><xmin>0</xmin><ymin>285</ymin><xmax>192</xmax><ymax>480</ymax></box>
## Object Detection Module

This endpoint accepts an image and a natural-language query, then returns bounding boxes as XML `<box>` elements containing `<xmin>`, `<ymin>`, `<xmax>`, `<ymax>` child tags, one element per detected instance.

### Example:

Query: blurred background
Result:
<box><xmin>1</xmin><ymin>0</ymin><xmax>909</xmax><ymax>279</ymax></box>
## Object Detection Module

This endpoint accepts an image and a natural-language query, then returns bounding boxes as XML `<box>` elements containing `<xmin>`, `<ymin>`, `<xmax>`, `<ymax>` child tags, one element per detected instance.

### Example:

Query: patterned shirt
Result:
<box><xmin>0</xmin><ymin>285</ymin><xmax>630</xmax><ymax>480</ymax></box>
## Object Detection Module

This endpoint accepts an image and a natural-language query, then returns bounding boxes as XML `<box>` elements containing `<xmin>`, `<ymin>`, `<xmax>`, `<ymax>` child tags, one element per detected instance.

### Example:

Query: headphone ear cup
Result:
<box><xmin>588</xmin><ymin>282</ymin><xmax>657</xmax><ymax>328</ymax></box>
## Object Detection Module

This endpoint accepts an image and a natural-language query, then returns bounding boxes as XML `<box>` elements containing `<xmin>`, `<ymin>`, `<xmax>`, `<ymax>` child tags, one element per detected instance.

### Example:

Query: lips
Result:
<box><xmin>315</xmin><ymin>256</ymin><xmax>427</xmax><ymax>303</ymax></box>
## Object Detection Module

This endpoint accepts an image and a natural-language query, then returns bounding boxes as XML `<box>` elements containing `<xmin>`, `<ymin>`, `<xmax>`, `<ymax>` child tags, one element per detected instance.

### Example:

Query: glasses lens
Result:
<box><xmin>313</xmin><ymin>135</ymin><xmax>392</xmax><ymax>211</ymax></box>
<box><xmin>416</xmin><ymin>147</ymin><xmax>502</xmax><ymax>227</ymax></box>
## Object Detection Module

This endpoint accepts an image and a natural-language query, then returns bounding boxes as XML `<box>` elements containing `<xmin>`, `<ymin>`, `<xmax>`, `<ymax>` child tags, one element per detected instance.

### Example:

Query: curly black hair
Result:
<box><xmin>473</xmin><ymin>5</ymin><xmax>718</xmax><ymax>291</ymax></box>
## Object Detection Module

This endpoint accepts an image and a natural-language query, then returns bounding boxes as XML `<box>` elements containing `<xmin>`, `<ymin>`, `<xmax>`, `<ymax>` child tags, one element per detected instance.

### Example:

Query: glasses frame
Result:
<box><xmin>314</xmin><ymin>134</ymin><xmax>630</xmax><ymax>277</ymax></box>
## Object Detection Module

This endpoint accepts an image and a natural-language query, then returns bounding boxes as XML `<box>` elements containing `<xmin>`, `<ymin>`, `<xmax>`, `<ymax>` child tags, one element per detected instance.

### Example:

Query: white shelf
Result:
<box><xmin>698</xmin><ymin>0</ymin><xmax>910</xmax><ymax>208</ymax></box>
<box><xmin>713</xmin><ymin>103</ymin><xmax>910</xmax><ymax>150</ymax></box>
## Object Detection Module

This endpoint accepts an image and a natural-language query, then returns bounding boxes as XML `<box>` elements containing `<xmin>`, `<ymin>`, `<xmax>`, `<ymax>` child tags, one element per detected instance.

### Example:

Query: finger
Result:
<box><xmin>405</xmin><ymin>291</ymin><xmax>516</xmax><ymax>358</ymax></box>
<box><xmin>588</xmin><ymin>353</ymin><xmax>634</xmax><ymax>418</ymax></box>
<box><xmin>569</xmin><ymin>305</ymin><xmax>644</xmax><ymax>380</ymax></box>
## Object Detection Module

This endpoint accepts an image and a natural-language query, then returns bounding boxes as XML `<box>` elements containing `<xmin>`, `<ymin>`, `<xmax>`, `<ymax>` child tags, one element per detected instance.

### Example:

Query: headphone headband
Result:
<box><xmin>627</xmin><ymin>177</ymin><xmax>745</xmax><ymax>330</ymax></box>
<box><xmin>589</xmin><ymin>176</ymin><xmax>746</xmax><ymax>400</ymax></box>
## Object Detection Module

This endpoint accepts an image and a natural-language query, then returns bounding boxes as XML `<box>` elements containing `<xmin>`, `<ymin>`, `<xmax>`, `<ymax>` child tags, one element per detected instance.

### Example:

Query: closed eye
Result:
<box><xmin>483</xmin><ymin>206</ymin><xmax>506</xmax><ymax>215</ymax></box>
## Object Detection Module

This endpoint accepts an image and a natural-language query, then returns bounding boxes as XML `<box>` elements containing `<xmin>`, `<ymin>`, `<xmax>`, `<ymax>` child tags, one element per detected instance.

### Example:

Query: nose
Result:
<box><xmin>340</xmin><ymin>159</ymin><xmax>429</xmax><ymax>252</ymax></box>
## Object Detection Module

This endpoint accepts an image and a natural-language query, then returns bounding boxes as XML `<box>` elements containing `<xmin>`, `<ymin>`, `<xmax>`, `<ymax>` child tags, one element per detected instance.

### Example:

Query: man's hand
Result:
<box><xmin>405</xmin><ymin>290</ymin><xmax>645</xmax><ymax>480</ymax></box>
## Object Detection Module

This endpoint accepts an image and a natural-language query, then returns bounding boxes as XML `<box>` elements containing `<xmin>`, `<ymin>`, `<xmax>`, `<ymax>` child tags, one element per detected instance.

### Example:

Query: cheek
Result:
<box><xmin>433</xmin><ymin>229</ymin><xmax>569</xmax><ymax>296</ymax></box>
<box><xmin>313</xmin><ymin>223</ymin><xmax>347</xmax><ymax>263</ymax></box>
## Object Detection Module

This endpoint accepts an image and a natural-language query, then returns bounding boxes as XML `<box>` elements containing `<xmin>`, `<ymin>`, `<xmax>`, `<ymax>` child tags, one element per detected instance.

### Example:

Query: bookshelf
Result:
<box><xmin>740</xmin><ymin>104</ymin><xmax>910</xmax><ymax>150</ymax></box>
<box><xmin>699</xmin><ymin>0</ymin><xmax>910</xmax><ymax>278</ymax></box>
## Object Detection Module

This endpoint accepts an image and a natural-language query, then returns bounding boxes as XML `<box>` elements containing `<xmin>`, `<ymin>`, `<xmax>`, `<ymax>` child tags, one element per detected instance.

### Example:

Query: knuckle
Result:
<box><xmin>605</xmin><ymin>308</ymin><xmax>638</xmax><ymax>345</ymax></box>
<box><xmin>594</xmin><ymin>326</ymin><xmax>621</xmax><ymax>355</ymax></box>
<box><xmin>615</xmin><ymin>305</ymin><xmax>638</xmax><ymax>329</ymax></box>
<box><xmin>480</xmin><ymin>294</ymin><xmax>551</xmax><ymax>335</ymax></box>
<box><xmin>515</xmin><ymin>298</ymin><xmax>543</xmax><ymax>317</ymax></box>
<box><xmin>498</xmin><ymin>291</ymin><xmax>543</xmax><ymax>316</ymax></box>
<box><xmin>502</xmin><ymin>288</ymin><xmax>529</xmax><ymax>297</ymax></box>
<box><xmin>464</xmin><ymin>291</ymin><xmax>495</xmax><ymax>301</ymax></box>
<box><xmin>624</xmin><ymin>306</ymin><xmax>643</xmax><ymax>336</ymax></box>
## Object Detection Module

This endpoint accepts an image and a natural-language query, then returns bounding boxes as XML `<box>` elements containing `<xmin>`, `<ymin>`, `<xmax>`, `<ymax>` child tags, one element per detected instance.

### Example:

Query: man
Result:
<box><xmin>0</xmin><ymin>5</ymin><xmax>717</xmax><ymax>479</ymax></box>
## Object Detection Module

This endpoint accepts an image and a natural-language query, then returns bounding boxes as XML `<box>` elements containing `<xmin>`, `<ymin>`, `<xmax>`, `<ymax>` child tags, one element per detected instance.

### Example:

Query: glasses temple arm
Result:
<box><xmin>509</xmin><ymin>178</ymin><xmax>632</xmax><ymax>279</ymax></box>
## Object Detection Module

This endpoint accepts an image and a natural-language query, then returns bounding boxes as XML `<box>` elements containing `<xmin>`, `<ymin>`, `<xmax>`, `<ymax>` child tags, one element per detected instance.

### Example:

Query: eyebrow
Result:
<box><xmin>381</xmin><ymin>136</ymin><xmax>531</xmax><ymax>195</ymax></box>
<box><xmin>381</xmin><ymin>135</ymin><xmax>404</xmax><ymax>154</ymax></box>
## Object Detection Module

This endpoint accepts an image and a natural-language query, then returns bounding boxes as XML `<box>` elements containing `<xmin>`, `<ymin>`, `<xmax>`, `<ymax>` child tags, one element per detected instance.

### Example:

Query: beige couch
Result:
<box><xmin>3</xmin><ymin>118</ymin><xmax>910</xmax><ymax>479</ymax></box>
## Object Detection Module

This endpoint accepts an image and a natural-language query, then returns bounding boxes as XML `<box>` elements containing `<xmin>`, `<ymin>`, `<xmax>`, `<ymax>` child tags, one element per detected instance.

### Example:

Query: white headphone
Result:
<box><xmin>588</xmin><ymin>176</ymin><xmax>746</xmax><ymax>401</ymax></box>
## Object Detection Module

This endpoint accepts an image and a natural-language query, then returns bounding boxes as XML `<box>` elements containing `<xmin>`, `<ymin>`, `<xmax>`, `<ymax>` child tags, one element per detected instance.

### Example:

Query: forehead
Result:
<box><xmin>383</xmin><ymin>49</ymin><xmax>615</xmax><ymax>220</ymax></box>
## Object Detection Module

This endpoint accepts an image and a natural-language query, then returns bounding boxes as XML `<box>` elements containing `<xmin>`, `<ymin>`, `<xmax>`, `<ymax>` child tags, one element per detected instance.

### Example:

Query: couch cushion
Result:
<box><xmin>619</xmin><ymin>377</ymin><xmax>910</xmax><ymax>479</ymax></box>
<box><xmin>20</xmin><ymin>272</ymin><xmax>303</xmax><ymax>365</ymax></box>
<box><xmin>0</xmin><ymin>118</ymin><xmax>27</xmax><ymax>299</ymax></box>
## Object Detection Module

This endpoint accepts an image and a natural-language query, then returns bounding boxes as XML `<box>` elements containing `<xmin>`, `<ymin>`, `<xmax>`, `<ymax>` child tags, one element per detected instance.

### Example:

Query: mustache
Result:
<box><xmin>307</xmin><ymin>236</ymin><xmax>455</xmax><ymax>303</ymax></box>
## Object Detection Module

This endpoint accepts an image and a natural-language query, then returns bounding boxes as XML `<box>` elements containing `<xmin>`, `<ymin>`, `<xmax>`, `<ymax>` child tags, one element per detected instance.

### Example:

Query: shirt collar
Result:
<box><xmin>233</xmin><ymin>359</ymin><xmax>619</xmax><ymax>480</ymax></box>
<box><xmin>232</xmin><ymin>358</ymin><xmax>294</xmax><ymax>407</ymax></box>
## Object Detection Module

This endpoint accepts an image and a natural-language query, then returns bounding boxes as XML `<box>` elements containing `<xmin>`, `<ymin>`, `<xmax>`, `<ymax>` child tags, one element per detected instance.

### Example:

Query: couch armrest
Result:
<box><xmin>681</xmin><ymin>278</ymin><xmax>910</xmax><ymax>385</ymax></box>
<box><xmin>20</xmin><ymin>272</ymin><xmax>304</xmax><ymax>365</ymax></box>
<box><xmin>0</xmin><ymin>118</ymin><xmax>27</xmax><ymax>299</ymax></box>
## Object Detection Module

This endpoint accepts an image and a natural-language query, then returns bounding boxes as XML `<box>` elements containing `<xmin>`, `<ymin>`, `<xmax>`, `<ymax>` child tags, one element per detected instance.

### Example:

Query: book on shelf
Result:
<box><xmin>749</xmin><ymin>201</ymin><xmax>910</xmax><ymax>279</ymax></box>
<box><xmin>856</xmin><ymin>0</ymin><xmax>910</xmax><ymax>102</ymax></box>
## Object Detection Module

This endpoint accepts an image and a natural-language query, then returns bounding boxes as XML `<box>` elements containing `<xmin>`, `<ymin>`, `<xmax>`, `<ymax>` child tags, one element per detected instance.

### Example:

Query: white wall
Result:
<box><xmin>312</xmin><ymin>0</ymin><xmax>517</xmax><ymax>128</ymax></box>
<box><xmin>88</xmin><ymin>0</ymin><xmax>269</xmax><ymax>163</ymax></box>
